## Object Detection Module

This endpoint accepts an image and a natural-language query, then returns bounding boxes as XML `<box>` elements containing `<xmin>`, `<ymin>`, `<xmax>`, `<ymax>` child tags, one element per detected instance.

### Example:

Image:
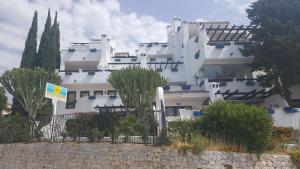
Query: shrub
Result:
<box><xmin>272</xmin><ymin>126</ymin><xmax>294</xmax><ymax>143</ymax></box>
<box><xmin>0</xmin><ymin>113</ymin><xmax>29</xmax><ymax>143</ymax></box>
<box><xmin>200</xmin><ymin>101</ymin><xmax>273</xmax><ymax>153</ymax></box>
<box><xmin>168</xmin><ymin>118</ymin><xmax>201</xmax><ymax>143</ymax></box>
<box><xmin>88</xmin><ymin>128</ymin><xmax>103</xmax><ymax>142</ymax></box>
<box><xmin>117</xmin><ymin>115</ymin><xmax>147</xmax><ymax>142</ymax></box>
<box><xmin>177</xmin><ymin>144</ymin><xmax>192</xmax><ymax>154</ymax></box>
<box><xmin>65</xmin><ymin>113</ymin><xmax>112</xmax><ymax>140</ymax></box>
<box><xmin>289</xmin><ymin>150</ymin><xmax>300</xmax><ymax>168</ymax></box>
<box><xmin>269</xmin><ymin>127</ymin><xmax>295</xmax><ymax>151</ymax></box>
<box><xmin>191</xmin><ymin>135</ymin><xmax>206</xmax><ymax>154</ymax></box>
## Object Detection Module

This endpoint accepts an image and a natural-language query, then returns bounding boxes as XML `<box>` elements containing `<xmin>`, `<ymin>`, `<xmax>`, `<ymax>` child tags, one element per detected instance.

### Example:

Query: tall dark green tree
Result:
<box><xmin>242</xmin><ymin>0</ymin><xmax>300</xmax><ymax>105</ymax></box>
<box><xmin>52</xmin><ymin>12</ymin><xmax>61</xmax><ymax>69</ymax></box>
<box><xmin>37</xmin><ymin>9</ymin><xmax>56</xmax><ymax>70</ymax></box>
<box><xmin>14</xmin><ymin>11</ymin><xmax>39</xmax><ymax>116</ymax></box>
<box><xmin>20</xmin><ymin>11</ymin><xmax>38</xmax><ymax>68</ymax></box>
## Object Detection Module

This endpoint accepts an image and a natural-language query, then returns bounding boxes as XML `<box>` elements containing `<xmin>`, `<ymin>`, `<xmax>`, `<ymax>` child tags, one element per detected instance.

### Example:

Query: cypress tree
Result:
<box><xmin>14</xmin><ymin>11</ymin><xmax>38</xmax><ymax>116</ymax></box>
<box><xmin>20</xmin><ymin>11</ymin><xmax>38</xmax><ymax>68</ymax></box>
<box><xmin>52</xmin><ymin>12</ymin><xmax>61</xmax><ymax>69</ymax></box>
<box><xmin>37</xmin><ymin>9</ymin><xmax>55</xmax><ymax>70</ymax></box>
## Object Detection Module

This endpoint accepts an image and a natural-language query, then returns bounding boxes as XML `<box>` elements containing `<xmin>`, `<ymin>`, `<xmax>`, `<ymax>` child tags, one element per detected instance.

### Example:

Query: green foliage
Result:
<box><xmin>0</xmin><ymin>113</ymin><xmax>29</xmax><ymax>143</ymax></box>
<box><xmin>241</xmin><ymin>0</ymin><xmax>300</xmax><ymax>104</ymax></box>
<box><xmin>20</xmin><ymin>11</ymin><xmax>38</xmax><ymax>68</ymax></box>
<box><xmin>168</xmin><ymin>119</ymin><xmax>201</xmax><ymax>143</ymax></box>
<box><xmin>88</xmin><ymin>128</ymin><xmax>104</xmax><ymax>142</ymax></box>
<box><xmin>0</xmin><ymin>68</ymin><xmax>60</xmax><ymax>137</ymax></box>
<box><xmin>38</xmin><ymin>9</ymin><xmax>54</xmax><ymax>70</ymax></box>
<box><xmin>117</xmin><ymin>115</ymin><xmax>147</xmax><ymax>142</ymax></box>
<box><xmin>190</xmin><ymin>136</ymin><xmax>205</xmax><ymax>154</ymax></box>
<box><xmin>177</xmin><ymin>144</ymin><xmax>192</xmax><ymax>154</ymax></box>
<box><xmin>11</xmin><ymin>98</ymin><xmax>28</xmax><ymax>117</ymax></box>
<box><xmin>37</xmin><ymin>9</ymin><xmax>60</xmax><ymax>71</ymax></box>
<box><xmin>52</xmin><ymin>12</ymin><xmax>60</xmax><ymax>69</ymax></box>
<box><xmin>108</xmin><ymin>67</ymin><xmax>166</xmax><ymax>117</ymax></box>
<box><xmin>0</xmin><ymin>87</ymin><xmax>7</xmax><ymax>113</ymax></box>
<box><xmin>289</xmin><ymin>150</ymin><xmax>300</xmax><ymax>168</ymax></box>
<box><xmin>200</xmin><ymin>101</ymin><xmax>273</xmax><ymax>153</ymax></box>
<box><xmin>65</xmin><ymin>113</ymin><xmax>112</xmax><ymax>140</ymax></box>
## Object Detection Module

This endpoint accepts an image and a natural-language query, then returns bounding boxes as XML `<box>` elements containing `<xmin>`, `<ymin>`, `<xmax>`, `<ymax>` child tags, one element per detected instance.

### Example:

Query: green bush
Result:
<box><xmin>168</xmin><ymin>118</ymin><xmax>201</xmax><ymax>143</ymax></box>
<box><xmin>191</xmin><ymin>135</ymin><xmax>206</xmax><ymax>154</ymax></box>
<box><xmin>65</xmin><ymin>113</ymin><xmax>112</xmax><ymax>140</ymax></box>
<box><xmin>117</xmin><ymin>115</ymin><xmax>147</xmax><ymax>142</ymax></box>
<box><xmin>200</xmin><ymin>101</ymin><xmax>273</xmax><ymax>153</ymax></box>
<box><xmin>177</xmin><ymin>144</ymin><xmax>191</xmax><ymax>154</ymax></box>
<box><xmin>0</xmin><ymin>114</ymin><xmax>29</xmax><ymax>143</ymax></box>
<box><xmin>88</xmin><ymin>128</ymin><xmax>103</xmax><ymax>142</ymax></box>
<box><xmin>289</xmin><ymin>150</ymin><xmax>300</xmax><ymax>168</ymax></box>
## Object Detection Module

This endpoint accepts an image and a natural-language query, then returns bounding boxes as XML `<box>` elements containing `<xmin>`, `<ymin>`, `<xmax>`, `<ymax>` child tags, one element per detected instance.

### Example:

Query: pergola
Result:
<box><xmin>214</xmin><ymin>89</ymin><xmax>273</xmax><ymax>100</ymax></box>
<box><xmin>200</xmin><ymin>24</ymin><xmax>257</xmax><ymax>44</ymax></box>
<box><xmin>147</xmin><ymin>61</ymin><xmax>184</xmax><ymax>70</ymax></box>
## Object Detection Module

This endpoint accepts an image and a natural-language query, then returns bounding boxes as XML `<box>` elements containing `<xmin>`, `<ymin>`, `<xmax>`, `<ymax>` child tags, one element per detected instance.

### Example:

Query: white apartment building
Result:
<box><xmin>56</xmin><ymin>18</ymin><xmax>300</xmax><ymax>128</ymax></box>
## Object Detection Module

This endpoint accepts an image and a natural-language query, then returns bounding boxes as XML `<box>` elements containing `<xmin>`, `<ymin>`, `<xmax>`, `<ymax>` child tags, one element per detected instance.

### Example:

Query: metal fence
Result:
<box><xmin>0</xmin><ymin>111</ymin><xmax>162</xmax><ymax>145</ymax></box>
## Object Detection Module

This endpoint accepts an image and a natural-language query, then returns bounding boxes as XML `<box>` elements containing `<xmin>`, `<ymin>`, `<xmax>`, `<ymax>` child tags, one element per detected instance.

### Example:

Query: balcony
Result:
<box><xmin>62</xmin><ymin>48</ymin><xmax>102</xmax><ymax>62</ymax></box>
<box><xmin>60</xmin><ymin>69</ymin><xmax>110</xmax><ymax>84</ymax></box>
<box><xmin>57</xmin><ymin>95</ymin><xmax>123</xmax><ymax>113</ymax></box>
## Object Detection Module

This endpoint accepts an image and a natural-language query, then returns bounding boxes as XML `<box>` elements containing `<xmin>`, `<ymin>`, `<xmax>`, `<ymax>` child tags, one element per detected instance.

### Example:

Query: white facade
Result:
<box><xmin>56</xmin><ymin>18</ymin><xmax>300</xmax><ymax>128</ymax></box>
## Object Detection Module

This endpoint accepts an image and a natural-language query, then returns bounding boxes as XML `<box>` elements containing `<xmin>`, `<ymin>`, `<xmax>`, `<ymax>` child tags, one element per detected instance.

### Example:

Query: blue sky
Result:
<box><xmin>0</xmin><ymin>0</ymin><xmax>255</xmax><ymax>73</ymax></box>
<box><xmin>119</xmin><ymin>0</ymin><xmax>253</xmax><ymax>25</ymax></box>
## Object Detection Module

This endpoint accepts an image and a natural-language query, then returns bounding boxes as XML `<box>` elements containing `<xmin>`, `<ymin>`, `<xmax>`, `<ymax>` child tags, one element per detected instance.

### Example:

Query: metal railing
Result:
<box><xmin>0</xmin><ymin>111</ymin><xmax>161</xmax><ymax>145</ymax></box>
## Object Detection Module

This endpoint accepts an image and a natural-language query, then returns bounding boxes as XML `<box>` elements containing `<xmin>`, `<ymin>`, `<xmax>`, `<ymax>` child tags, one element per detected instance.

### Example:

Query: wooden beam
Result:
<box><xmin>209</xmin><ymin>25</ymin><xmax>221</xmax><ymax>41</ymax></box>
<box><xmin>206</xmin><ymin>25</ymin><xmax>213</xmax><ymax>34</ymax></box>
<box><xmin>230</xmin><ymin>25</ymin><xmax>243</xmax><ymax>41</ymax></box>
<box><xmin>223</xmin><ymin>25</ymin><xmax>235</xmax><ymax>41</ymax></box>
<box><xmin>238</xmin><ymin>89</ymin><xmax>256</xmax><ymax>100</ymax></box>
<box><xmin>224</xmin><ymin>89</ymin><xmax>239</xmax><ymax>99</ymax></box>
<box><xmin>215</xmin><ymin>25</ymin><xmax>228</xmax><ymax>41</ymax></box>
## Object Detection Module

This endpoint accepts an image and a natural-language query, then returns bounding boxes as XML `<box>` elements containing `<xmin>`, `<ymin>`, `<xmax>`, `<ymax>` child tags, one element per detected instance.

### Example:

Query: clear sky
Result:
<box><xmin>0</xmin><ymin>0</ymin><xmax>255</xmax><ymax>73</ymax></box>
<box><xmin>119</xmin><ymin>0</ymin><xmax>253</xmax><ymax>25</ymax></box>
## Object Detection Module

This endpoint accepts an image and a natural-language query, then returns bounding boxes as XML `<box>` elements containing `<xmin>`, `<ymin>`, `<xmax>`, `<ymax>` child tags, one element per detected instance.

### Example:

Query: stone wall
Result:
<box><xmin>0</xmin><ymin>143</ymin><xmax>296</xmax><ymax>169</ymax></box>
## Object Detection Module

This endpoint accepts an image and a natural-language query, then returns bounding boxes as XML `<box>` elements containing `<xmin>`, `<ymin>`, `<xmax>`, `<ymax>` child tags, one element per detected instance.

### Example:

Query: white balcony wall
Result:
<box><xmin>56</xmin><ymin>96</ymin><xmax>123</xmax><ymax>115</ymax></box>
<box><xmin>155</xmin><ymin>66</ymin><xmax>186</xmax><ymax>84</ymax></box>
<box><xmin>62</xmin><ymin>49</ymin><xmax>101</xmax><ymax>62</ymax></box>
<box><xmin>272</xmin><ymin>108</ymin><xmax>300</xmax><ymax>129</ymax></box>
<box><xmin>206</xmin><ymin>79</ymin><xmax>263</xmax><ymax>93</ymax></box>
<box><xmin>139</xmin><ymin>45</ymin><xmax>170</xmax><ymax>56</ymax></box>
<box><xmin>60</xmin><ymin>70</ymin><xmax>110</xmax><ymax>84</ymax></box>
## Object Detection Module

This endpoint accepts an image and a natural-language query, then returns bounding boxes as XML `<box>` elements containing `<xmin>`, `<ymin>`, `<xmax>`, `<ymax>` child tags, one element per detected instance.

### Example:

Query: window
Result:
<box><xmin>150</xmin><ymin>58</ymin><xmax>156</xmax><ymax>62</ymax></box>
<box><xmin>107</xmin><ymin>90</ymin><xmax>117</xmax><ymax>96</ymax></box>
<box><xmin>115</xmin><ymin>59</ymin><xmax>121</xmax><ymax>62</ymax></box>
<box><xmin>90</xmin><ymin>48</ymin><xmax>97</xmax><ymax>52</ymax></box>
<box><xmin>165</xmin><ymin>106</ymin><xmax>192</xmax><ymax>117</ymax></box>
<box><xmin>66</xmin><ymin>91</ymin><xmax>76</xmax><ymax>109</ymax></box>
<box><xmin>167</xmin><ymin>57</ymin><xmax>173</xmax><ymax>61</ymax></box>
<box><xmin>68</xmin><ymin>48</ymin><xmax>75</xmax><ymax>52</ymax></box>
<box><xmin>80</xmin><ymin>91</ymin><xmax>90</xmax><ymax>97</ymax></box>
<box><xmin>131</xmin><ymin>58</ymin><xmax>137</xmax><ymax>62</ymax></box>
<box><xmin>195</xmin><ymin>50</ymin><xmax>200</xmax><ymax>59</ymax></box>
<box><xmin>94</xmin><ymin>90</ymin><xmax>103</xmax><ymax>96</ymax></box>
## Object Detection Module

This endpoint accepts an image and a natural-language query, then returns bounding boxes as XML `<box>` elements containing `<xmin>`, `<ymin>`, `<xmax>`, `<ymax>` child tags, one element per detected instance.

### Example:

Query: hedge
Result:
<box><xmin>200</xmin><ymin>101</ymin><xmax>273</xmax><ymax>153</ymax></box>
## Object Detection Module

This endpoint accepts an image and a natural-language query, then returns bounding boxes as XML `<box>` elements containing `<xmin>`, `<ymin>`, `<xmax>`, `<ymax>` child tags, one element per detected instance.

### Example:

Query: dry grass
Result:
<box><xmin>171</xmin><ymin>136</ymin><xmax>247</xmax><ymax>153</ymax></box>
<box><xmin>203</xmin><ymin>137</ymin><xmax>247</xmax><ymax>153</ymax></box>
<box><xmin>170</xmin><ymin>134</ymin><xmax>295</xmax><ymax>154</ymax></box>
